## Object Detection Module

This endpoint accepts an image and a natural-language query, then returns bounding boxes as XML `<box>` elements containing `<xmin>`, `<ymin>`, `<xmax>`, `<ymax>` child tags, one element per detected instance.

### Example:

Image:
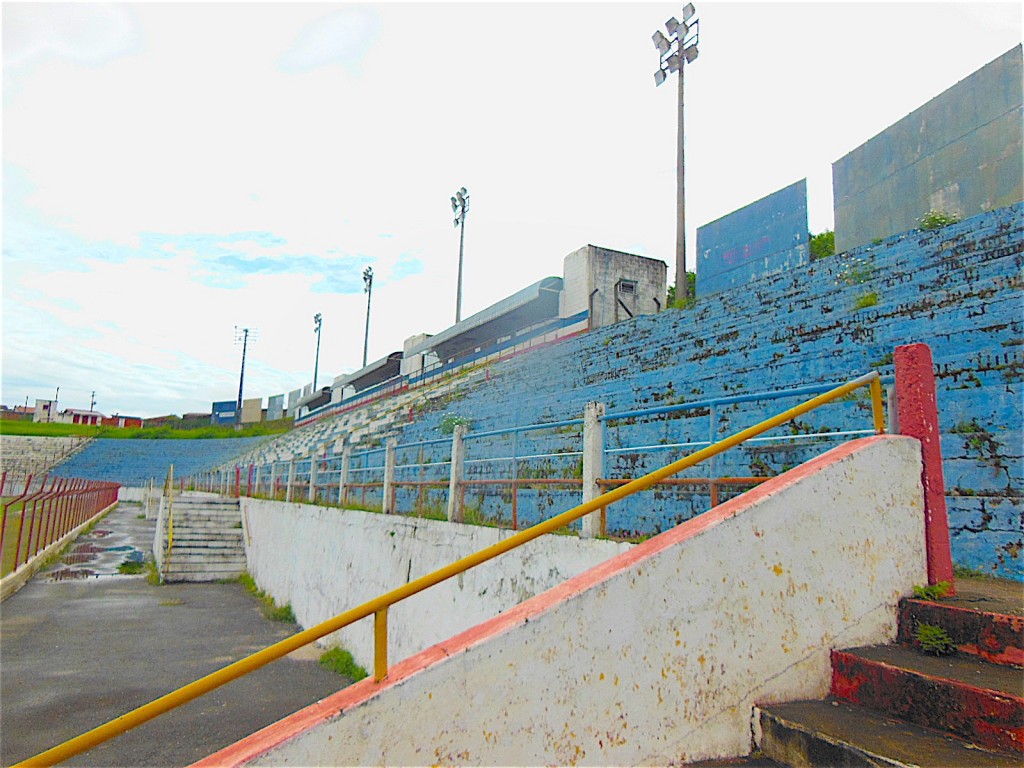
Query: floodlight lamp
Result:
<box><xmin>683</xmin><ymin>44</ymin><xmax>699</xmax><ymax>64</ymax></box>
<box><xmin>654</xmin><ymin>69</ymin><xmax>667</xmax><ymax>86</ymax></box>
<box><xmin>665</xmin><ymin>17</ymin><xmax>679</xmax><ymax>37</ymax></box>
<box><xmin>451</xmin><ymin>196</ymin><xmax>458</xmax><ymax>211</ymax></box>
<box><xmin>682</xmin><ymin>3</ymin><xmax>696</xmax><ymax>22</ymax></box>
<box><xmin>454</xmin><ymin>217</ymin><xmax>460</xmax><ymax>227</ymax></box>
<box><xmin>652</xmin><ymin>30</ymin><xmax>668</xmax><ymax>52</ymax></box>
<box><xmin>666</xmin><ymin>53</ymin><xmax>680</xmax><ymax>72</ymax></box>
<box><xmin>459</xmin><ymin>187</ymin><xmax>467</xmax><ymax>197</ymax></box>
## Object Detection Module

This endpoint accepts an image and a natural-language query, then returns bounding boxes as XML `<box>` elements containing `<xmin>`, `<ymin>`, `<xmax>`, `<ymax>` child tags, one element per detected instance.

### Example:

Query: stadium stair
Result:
<box><xmin>161</xmin><ymin>496</ymin><xmax>246</xmax><ymax>583</ymax></box>
<box><xmin>755</xmin><ymin>576</ymin><xmax>1023</xmax><ymax>766</ymax></box>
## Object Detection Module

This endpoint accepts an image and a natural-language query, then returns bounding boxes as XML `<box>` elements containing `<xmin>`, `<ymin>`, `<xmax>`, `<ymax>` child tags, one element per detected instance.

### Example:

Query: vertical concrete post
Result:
<box><xmin>894</xmin><ymin>343</ymin><xmax>955</xmax><ymax>590</ymax></box>
<box><xmin>383</xmin><ymin>438</ymin><xmax>397</xmax><ymax>514</ymax></box>
<box><xmin>308</xmin><ymin>451</ymin><xmax>318</xmax><ymax>502</ymax></box>
<box><xmin>447</xmin><ymin>424</ymin><xmax>468</xmax><ymax>523</ymax></box>
<box><xmin>253</xmin><ymin>465</ymin><xmax>261</xmax><ymax>497</ymax></box>
<box><xmin>286</xmin><ymin>459</ymin><xmax>296</xmax><ymax>503</ymax></box>
<box><xmin>268</xmin><ymin>462</ymin><xmax>276</xmax><ymax>500</ymax></box>
<box><xmin>581</xmin><ymin>401</ymin><xmax>606</xmax><ymax>539</ymax></box>
<box><xmin>339</xmin><ymin>444</ymin><xmax>351</xmax><ymax>508</ymax></box>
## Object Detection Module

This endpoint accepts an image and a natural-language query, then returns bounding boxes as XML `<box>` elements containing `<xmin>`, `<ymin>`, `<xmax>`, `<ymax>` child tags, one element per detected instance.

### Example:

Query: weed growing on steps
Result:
<box><xmin>118</xmin><ymin>560</ymin><xmax>146</xmax><ymax>575</ymax></box>
<box><xmin>912</xmin><ymin>581</ymin><xmax>952</xmax><ymax>601</ymax></box>
<box><xmin>145</xmin><ymin>560</ymin><xmax>162</xmax><ymax>585</ymax></box>
<box><xmin>237</xmin><ymin>573</ymin><xmax>297</xmax><ymax>623</ymax></box>
<box><xmin>319</xmin><ymin>647</ymin><xmax>368</xmax><ymax>681</ymax></box>
<box><xmin>916</xmin><ymin>622</ymin><xmax>957</xmax><ymax>656</ymax></box>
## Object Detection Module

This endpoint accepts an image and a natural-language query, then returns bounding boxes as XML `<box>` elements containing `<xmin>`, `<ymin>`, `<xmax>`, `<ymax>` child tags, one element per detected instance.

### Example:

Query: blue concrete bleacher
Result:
<box><xmin>381</xmin><ymin>205</ymin><xmax>1021</xmax><ymax>575</ymax></box>
<box><xmin>51</xmin><ymin>437</ymin><xmax>272</xmax><ymax>487</ymax></box>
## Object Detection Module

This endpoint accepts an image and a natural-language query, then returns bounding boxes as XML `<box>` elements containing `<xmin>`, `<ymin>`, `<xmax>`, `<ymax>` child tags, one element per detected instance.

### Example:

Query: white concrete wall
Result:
<box><xmin>208</xmin><ymin>436</ymin><xmax>927</xmax><ymax>767</ymax></box>
<box><xmin>241</xmin><ymin>498</ymin><xmax>635</xmax><ymax>669</ymax></box>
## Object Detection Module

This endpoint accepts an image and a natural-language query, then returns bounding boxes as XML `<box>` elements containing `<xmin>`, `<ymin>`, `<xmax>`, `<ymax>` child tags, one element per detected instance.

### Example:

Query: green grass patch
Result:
<box><xmin>953</xmin><ymin>563</ymin><xmax>999</xmax><ymax>580</ymax></box>
<box><xmin>916</xmin><ymin>621</ymin><xmax>957</xmax><ymax>655</ymax></box>
<box><xmin>319</xmin><ymin>647</ymin><xmax>368</xmax><ymax>681</ymax></box>
<box><xmin>853</xmin><ymin>291</ymin><xmax>878</xmax><ymax>310</ymax></box>
<box><xmin>912</xmin><ymin>581</ymin><xmax>952</xmax><ymax>601</ymax></box>
<box><xmin>145</xmin><ymin>560</ymin><xmax>162</xmax><ymax>585</ymax></box>
<box><xmin>0</xmin><ymin>419</ymin><xmax>294</xmax><ymax>440</ymax></box>
<box><xmin>118</xmin><ymin>560</ymin><xmax>146</xmax><ymax>575</ymax></box>
<box><xmin>237</xmin><ymin>573</ymin><xmax>297</xmax><ymax>622</ymax></box>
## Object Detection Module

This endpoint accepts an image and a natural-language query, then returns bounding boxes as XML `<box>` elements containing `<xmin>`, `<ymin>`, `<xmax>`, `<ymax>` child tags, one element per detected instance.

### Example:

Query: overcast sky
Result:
<box><xmin>3</xmin><ymin>2</ymin><xmax>1020</xmax><ymax>418</ymax></box>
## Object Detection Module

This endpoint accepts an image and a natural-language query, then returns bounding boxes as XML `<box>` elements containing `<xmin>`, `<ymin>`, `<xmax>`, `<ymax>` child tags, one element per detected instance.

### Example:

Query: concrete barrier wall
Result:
<box><xmin>240</xmin><ymin>499</ymin><xmax>634</xmax><ymax>670</ymax></box>
<box><xmin>203</xmin><ymin>436</ymin><xmax>927</xmax><ymax>767</ymax></box>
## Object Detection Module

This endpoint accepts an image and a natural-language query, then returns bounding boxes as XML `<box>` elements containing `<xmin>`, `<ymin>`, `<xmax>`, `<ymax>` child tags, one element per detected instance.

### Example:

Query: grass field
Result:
<box><xmin>0</xmin><ymin>419</ymin><xmax>294</xmax><ymax>440</ymax></box>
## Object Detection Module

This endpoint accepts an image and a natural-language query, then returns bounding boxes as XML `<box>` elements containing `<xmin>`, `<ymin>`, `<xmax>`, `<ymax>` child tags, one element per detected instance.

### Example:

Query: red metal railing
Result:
<box><xmin>1</xmin><ymin>475</ymin><xmax>120</xmax><ymax>577</ymax></box>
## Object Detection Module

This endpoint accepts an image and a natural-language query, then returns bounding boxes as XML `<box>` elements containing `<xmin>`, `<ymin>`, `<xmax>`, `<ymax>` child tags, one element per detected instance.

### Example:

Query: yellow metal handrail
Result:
<box><xmin>15</xmin><ymin>372</ymin><xmax>885</xmax><ymax>767</ymax></box>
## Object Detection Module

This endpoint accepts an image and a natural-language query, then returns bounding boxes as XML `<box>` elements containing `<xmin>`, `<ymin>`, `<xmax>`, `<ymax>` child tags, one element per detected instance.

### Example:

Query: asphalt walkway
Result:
<box><xmin>1</xmin><ymin>500</ymin><xmax>351</xmax><ymax>767</ymax></box>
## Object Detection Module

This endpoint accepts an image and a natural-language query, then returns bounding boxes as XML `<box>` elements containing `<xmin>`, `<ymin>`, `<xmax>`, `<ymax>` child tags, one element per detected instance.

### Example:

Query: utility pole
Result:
<box><xmin>451</xmin><ymin>187</ymin><xmax>470</xmax><ymax>323</ymax></box>
<box><xmin>653</xmin><ymin>3</ymin><xmax>700</xmax><ymax>302</ymax></box>
<box><xmin>362</xmin><ymin>267</ymin><xmax>373</xmax><ymax>368</ymax></box>
<box><xmin>234</xmin><ymin>327</ymin><xmax>258</xmax><ymax>427</ymax></box>
<box><xmin>312</xmin><ymin>313</ymin><xmax>323</xmax><ymax>390</ymax></box>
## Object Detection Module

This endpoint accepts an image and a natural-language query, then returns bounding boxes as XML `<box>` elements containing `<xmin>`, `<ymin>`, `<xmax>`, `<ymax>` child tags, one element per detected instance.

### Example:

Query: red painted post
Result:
<box><xmin>894</xmin><ymin>343</ymin><xmax>955</xmax><ymax>591</ymax></box>
<box><xmin>235</xmin><ymin>466</ymin><xmax>241</xmax><ymax>499</ymax></box>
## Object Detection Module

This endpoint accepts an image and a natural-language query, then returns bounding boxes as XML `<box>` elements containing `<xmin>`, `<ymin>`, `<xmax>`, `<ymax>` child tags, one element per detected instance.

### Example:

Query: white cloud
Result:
<box><xmin>2</xmin><ymin>2</ymin><xmax>141</xmax><ymax>72</ymax></box>
<box><xmin>277</xmin><ymin>6</ymin><xmax>381</xmax><ymax>74</ymax></box>
<box><xmin>2</xmin><ymin>2</ymin><xmax>1020</xmax><ymax>417</ymax></box>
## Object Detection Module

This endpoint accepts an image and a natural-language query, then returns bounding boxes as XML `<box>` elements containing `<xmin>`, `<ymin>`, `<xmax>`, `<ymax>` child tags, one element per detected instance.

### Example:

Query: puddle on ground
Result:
<box><xmin>49</xmin><ymin>568</ymin><xmax>96</xmax><ymax>581</ymax></box>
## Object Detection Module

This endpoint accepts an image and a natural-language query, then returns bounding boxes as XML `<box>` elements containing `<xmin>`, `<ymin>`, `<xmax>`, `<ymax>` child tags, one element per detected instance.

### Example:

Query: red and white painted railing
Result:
<box><xmin>0</xmin><ymin>474</ymin><xmax>120</xmax><ymax>577</ymax></box>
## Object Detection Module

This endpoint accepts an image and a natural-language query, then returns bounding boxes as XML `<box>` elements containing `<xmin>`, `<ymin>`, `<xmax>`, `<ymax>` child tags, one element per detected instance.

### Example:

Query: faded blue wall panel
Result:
<box><xmin>834</xmin><ymin>45</ymin><xmax>1023</xmax><ymax>252</ymax></box>
<box><xmin>696</xmin><ymin>179</ymin><xmax>809</xmax><ymax>298</ymax></box>
<box><xmin>211</xmin><ymin>400</ymin><xmax>237</xmax><ymax>426</ymax></box>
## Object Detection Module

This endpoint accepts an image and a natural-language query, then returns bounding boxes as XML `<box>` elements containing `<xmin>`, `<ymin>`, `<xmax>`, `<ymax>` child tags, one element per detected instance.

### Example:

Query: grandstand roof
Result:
<box><xmin>405</xmin><ymin>276</ymin><xmax>563</xmax><ymax>362</ymax></box>
<box><xmin>332</xmin><ymin>351</ymin><xmax>404</xmax><ymax>393</ymax></box>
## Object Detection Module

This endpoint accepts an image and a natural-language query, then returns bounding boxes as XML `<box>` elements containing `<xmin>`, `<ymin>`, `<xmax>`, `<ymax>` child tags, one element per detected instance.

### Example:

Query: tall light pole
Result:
<box><xmin>653</xmin><ymin>3</ymin><xmax>699</xmax><ymax>302</ymax></box>
<box><xmin>451</xmin><ymin>186</ymin><xmax>469</xmax><ymax>323</ymax></box>
<box><xmin>234</xmin><ymin>326</ymin><xmax>258</xmax><ymax>426</ymax></box>
<box><xmin>312</xmin><ymin>312</ymin><xmax>323</xmax><ymax>390</ymax></box>
<box><xmin>362</xmin><ymin>267</ymin><xmax>373</xmax><ymax>368</ymax></box>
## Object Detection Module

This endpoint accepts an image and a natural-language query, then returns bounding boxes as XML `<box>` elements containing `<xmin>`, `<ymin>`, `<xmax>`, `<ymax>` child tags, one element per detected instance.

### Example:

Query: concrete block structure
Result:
<box><xmin>559</xmin><ymin>244</ymin><xmax>667</xmax><ymax>328</ymax></box>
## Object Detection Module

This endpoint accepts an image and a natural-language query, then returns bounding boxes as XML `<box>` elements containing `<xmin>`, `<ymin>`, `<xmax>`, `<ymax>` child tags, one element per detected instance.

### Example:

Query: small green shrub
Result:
<box><xmin>913</xmin><ymin>581</ymin><xmax>952</xmax><ymax>601</ymax></box>
<box><xmin>853</xmin><ymin>291</ymin><xmax>878</xmax><ymax>310</ymax></box>
<box><xmin>809</xmin><ymin>230</ymin><xmax>835</xmax><ymax>260</ymax></box>
<box><xmin>837</xmin><ymin>255</ymin><xmax>875</xmax><ymax>286</ymax></box>
<box><xmin>916</xmin><ymin>622</ymin><xmax>957</xmax><ymax>655</ymax></box>
<box><xmin>920</xmin><ymin>210</ymin><xmax>960</xmax><ymax>230</ymax></box>
<box><xmin>319</xmin><ymin>647</ymin><xmax>368</xmax><ymax>681</ymax></box>
<box><xmin>439</xmin><ymin>413</ymin><xmax>472</xmax><ymax>435</ymax></box>
<box><xmin>118</xmin><ymin>560</ymin><xmax>146</xmax><ymax>575</ymax></box>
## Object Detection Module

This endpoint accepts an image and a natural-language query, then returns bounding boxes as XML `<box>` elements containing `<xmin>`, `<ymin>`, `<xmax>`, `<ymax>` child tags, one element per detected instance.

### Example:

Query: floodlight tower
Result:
<box><xmin>653</xmin><ymin>3</ymin><xmax>700</xmax><ymax>302</ymax></box>
<box><xmin>362</xmin><ymin>267</ymin><xmax>373</xmax><ymax>368</ymax></box>
<box><xmin>451</xmin><ymin>187</ymin><xmax>469</xmax><ymax>323</ymax></box>
<box><xmin>234</xmin><ymin>326</ymin><xmax>258</xmax><ymax>426</ymax></box>
<box><xmin>312</xmin><ymin>313</ymin><xmax>323</xmax><ymax>390</ymax></box>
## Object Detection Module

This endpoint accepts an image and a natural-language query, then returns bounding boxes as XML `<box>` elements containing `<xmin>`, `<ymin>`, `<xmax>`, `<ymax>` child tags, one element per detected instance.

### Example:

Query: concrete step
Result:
<box><xmin>162</xmin><ymin>561</ymin><xmax>246</xmax><ymax>573</ymax></box>
<box><xmin>897</xmin><ymin>578</ymin><xmax>1023</xmax><ymax>667</ymax></box>
<box><xmin>757</xmin><ymin>698</ymin><xmax>1020</xmax><ymax>767</ymax></box>
<box><xmin>831</xmin><ymin>645</ymin><xmax>1024</xmax><ymax>754</ymax></box>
